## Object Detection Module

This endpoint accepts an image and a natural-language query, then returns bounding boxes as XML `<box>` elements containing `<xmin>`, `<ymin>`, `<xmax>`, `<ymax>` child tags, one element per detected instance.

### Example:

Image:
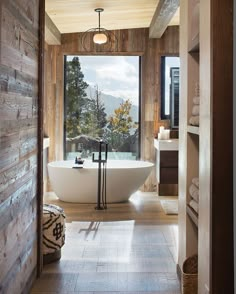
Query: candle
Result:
<box><xmin>159</xmin><ymin>126</ymin><xmax>164</xmax><ymax>134</ymax></box>
<box><xmin>163</xmin><ymin>129</ymin><xmax>170</xmax><ymax>140</ymax></box>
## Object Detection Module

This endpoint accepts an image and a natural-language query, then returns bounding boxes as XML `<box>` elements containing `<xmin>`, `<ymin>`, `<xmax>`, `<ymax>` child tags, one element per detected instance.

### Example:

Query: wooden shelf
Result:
<box><xmin>187</xmin><ymin>125</ymin><xmax>199</xmax><ymax>135</ymax></box>
<box><xmin>188</xmin><ymin>34</ymin><xmax>199</xmax><ymax>53</ymax></box>
<box><xmin>188</xmin><ymin>0</ymin><xmax>200</xmax><ymax>53</ymax></box>
<box><xmin>179</xmin><ymin>0</ymin><xmax>200</xmax><ymax>282</ymax></box>
<box><xmin>186</xmin><ymin>204</ymin><xmax>198</xmax><ymax>227</ymax></box>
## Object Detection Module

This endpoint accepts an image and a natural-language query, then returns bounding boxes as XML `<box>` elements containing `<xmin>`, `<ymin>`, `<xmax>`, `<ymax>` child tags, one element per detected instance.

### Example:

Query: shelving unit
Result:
<box><xmin>186</xmin><ymin>0</ymin><xmax>199</xmax><ymax>255</ymax></box>
<box><xmin>178</xmin><ymin>0</ymin><xmax>200</xmax><ymax>290</ymax></box>
<box><xmin>178</xmin><ymin>0</ymin><xmax>234</xmax><ymax>293</ymax></box>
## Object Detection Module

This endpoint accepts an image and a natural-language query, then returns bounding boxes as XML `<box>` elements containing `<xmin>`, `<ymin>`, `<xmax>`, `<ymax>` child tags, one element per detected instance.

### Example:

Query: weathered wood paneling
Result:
<box><xmin>0</xmin><ymin>237</ymin><xmax>37</xmax><ymax>294</ymax></box>
<box><xmin>0</xmin><ymin>0</ymin><xmax>40</xmax><ymax>292</ymax></box>
<box><xmin>44</xmin><ymin>26</ymin><xmax>179</xmax><ymax>191</ymax></box>
<box><xmin>44</xmin><ymin>44</ymin><xmax>64</xmax><ymax>162</ymax></box>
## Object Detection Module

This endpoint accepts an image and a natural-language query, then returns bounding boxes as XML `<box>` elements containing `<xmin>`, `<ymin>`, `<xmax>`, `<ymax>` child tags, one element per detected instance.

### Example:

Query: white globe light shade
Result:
<box><xmin>93</xmin><ymin>33</ymin><xmax>107</xmax><ymax>44</ymax></box>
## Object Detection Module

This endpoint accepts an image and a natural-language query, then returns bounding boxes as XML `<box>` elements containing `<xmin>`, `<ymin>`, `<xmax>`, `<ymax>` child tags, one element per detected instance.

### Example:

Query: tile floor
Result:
<box><xmin>31</xmin><ymin>192</ymin><xmax>180</xmax><ymax>294</ymax></box>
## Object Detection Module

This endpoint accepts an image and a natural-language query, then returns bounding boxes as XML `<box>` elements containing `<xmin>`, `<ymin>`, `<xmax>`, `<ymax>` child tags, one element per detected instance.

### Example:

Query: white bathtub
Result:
<box><xmin>48</xmin><ymin>160</ymin><xmax>154</xmax><ymax>203</ymax></box>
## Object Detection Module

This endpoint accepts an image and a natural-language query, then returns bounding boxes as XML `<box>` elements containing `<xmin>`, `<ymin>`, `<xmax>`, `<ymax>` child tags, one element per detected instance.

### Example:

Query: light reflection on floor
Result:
<box><xmin>32</xmin><ymin>192</ymin><xmax>180</xmax><ymax>293</ymax></box>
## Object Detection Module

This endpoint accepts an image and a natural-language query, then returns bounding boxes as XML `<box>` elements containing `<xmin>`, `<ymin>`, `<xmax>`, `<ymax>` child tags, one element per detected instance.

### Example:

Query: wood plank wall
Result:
<box><xmin>0</xmin><ymin>0</ymin><xmax>40</xmax><ymax>292</ymax></box>
<box><xmin>44</xmin><ymin>26</ymin><xmax>179</xmax><ymax>191</ymax></box>
<box><xmin>44</xmin><ymin>43</ymin><xmax>64</xmax><ymax>162</ymax></box>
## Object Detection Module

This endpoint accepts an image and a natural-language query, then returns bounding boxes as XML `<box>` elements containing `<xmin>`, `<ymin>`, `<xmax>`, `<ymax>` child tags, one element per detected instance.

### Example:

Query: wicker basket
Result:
<box><xmin>182</xmin><ymin>254</ymin><xmax>198</xmax><ymax>294</ymax></box>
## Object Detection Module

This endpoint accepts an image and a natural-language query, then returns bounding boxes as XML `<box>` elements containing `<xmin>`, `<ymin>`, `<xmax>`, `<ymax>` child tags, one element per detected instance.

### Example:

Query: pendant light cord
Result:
<box><xmin>98</xmin><ymin>11</ymin><xmax>101</xmax><ymax>32</ymax></box>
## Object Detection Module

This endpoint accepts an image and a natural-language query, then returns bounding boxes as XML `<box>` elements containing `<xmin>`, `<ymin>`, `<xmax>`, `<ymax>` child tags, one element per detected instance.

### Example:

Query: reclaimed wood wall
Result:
<box><xmin>43</xmin><ymin>42</ymin><xmax>64</xmax><ymax>191</ymax></box>
<box><xmin>44</xmin><ymin>43</ymin><xmax>64</xmax><ymax>161</ymax></box>
<box><xmin>0</xmin><ymin>0</ymin><xmax>40</xmax><ymax>292</ymax></box>
<box><xmin>44</xmin><ymin>26</ymin><xmax>179</xmax><ymax>191</ymax></box>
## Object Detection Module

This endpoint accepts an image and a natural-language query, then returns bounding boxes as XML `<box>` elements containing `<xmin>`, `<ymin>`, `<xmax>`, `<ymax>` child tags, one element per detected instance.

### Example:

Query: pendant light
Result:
<box><xmin>93</xmin><ymin>8</ymin><xmax>107</xmax><ymax>44</ymax></box>
<box><xmin>81</xmin><ymin>8</ymin><xmax>117</xmax><ymax>52</ymax></box>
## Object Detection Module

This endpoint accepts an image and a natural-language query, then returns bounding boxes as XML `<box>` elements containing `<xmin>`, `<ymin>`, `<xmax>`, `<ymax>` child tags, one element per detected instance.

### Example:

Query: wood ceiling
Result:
<box><xmin>45</xmin><ymin>0</ymin><xmax>179</xmax><ymax>34</ymax></box>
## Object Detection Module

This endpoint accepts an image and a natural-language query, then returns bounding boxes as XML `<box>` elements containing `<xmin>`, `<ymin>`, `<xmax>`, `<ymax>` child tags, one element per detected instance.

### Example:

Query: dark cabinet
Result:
<box><xmin>154</xmin><ymin>139</ymin><xmax>178</xmax><ymax>196</ymax></box>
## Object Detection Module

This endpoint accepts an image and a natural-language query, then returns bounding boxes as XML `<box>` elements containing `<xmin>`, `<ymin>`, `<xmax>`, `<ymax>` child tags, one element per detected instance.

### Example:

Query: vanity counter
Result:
<box><xmin>154</xmin><ymin>138</ymin><xmax>179</xmax><ymax>151</ymax></box>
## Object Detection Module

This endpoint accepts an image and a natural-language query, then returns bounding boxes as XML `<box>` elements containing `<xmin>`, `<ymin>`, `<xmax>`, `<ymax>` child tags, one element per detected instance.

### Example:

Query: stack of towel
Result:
<box><xmin>188</xmin><ymin>177</ymin><xmax>199</xmax><ymax>214</ymax></box>
<box><xmin>189</xmin><ymin>83</ymin><xmax>200</xmax><ymax>126</ymax></box>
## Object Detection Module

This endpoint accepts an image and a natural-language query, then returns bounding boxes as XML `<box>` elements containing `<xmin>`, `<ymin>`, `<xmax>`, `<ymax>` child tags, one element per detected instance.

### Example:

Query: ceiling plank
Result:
<box><xmin>149</xmin><ymin>0</ymin><xmax>179</xmax><ymax>38</ymax></box>
<box><xmin>45</xmin><ymin>0</ymin><xmax>161</xmax><ymax>33</ymax></box>
<box><xmin>45</xmin><ymin>12</ymin><xmax>61</xmax><ymax>45</ymax></box>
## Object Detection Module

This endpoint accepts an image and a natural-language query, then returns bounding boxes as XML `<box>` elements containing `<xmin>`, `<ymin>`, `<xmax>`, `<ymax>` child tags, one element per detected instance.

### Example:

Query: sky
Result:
<box><xmin>67</xmin><ymin>55</ymin><xmax>140</xmax><ymax>105</ymax></box>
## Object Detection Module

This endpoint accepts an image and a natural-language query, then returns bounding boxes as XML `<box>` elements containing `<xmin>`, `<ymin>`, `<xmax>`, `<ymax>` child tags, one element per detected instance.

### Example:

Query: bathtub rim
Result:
<box><xmin>48</xmin><ymin>159</ymin><xmax>154</xmax><ymax>169</ymax></box>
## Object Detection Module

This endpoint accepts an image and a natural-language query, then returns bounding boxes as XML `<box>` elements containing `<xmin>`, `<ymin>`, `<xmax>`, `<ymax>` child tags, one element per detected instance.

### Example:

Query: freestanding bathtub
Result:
<box><xmin>48</xmin><ymin>160</ymin><xmax>154</xmax><ymax>203</ymax></box>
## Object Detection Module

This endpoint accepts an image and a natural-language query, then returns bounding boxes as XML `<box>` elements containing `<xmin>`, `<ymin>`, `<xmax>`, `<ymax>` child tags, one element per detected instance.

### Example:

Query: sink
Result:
<box><xmin>154</xmin><ymin>138</ymin><xmax>179</xmax><ymax>151</ymax></box>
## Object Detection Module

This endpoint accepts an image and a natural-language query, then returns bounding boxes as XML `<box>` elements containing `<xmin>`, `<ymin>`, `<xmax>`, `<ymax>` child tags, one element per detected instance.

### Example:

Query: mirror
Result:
<box><xmin>161</xmin><ymin>56</ymin><xmax>180</xmax><ymax>128</ymax></box>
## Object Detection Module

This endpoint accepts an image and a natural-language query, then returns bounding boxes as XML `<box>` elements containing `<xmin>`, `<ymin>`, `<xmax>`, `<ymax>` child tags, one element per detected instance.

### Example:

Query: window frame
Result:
<box><xmin>63</xmin><ymin>55</ymin><xmax>141</xmax><ymax>160</ymax></box>
<box><xmin>160</xmin><ymin>55</ymin><xmax>180</xmax><ymax>125</ymax></box>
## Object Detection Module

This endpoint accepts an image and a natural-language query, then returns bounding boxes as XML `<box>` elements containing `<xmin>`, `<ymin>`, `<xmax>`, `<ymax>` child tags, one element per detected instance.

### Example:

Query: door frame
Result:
<box><xmin>37</xmin><ymin>0</ymin><xmax>45</xmax><ymax>276</ymax></box>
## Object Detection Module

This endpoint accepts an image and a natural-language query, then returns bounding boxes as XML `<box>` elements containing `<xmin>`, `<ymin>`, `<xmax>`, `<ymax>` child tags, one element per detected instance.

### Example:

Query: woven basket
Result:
<box><xmin>182</xmin><ymin>254</ymin><xmax>198</xmax><ymax>294</ymax></box>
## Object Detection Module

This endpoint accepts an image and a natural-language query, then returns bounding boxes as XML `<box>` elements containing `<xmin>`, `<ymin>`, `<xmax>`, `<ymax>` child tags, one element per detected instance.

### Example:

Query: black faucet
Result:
<box><xmin>92</xmin><ymin>140</ymin><xmax>108</xmax><ymax>210</ymax></box>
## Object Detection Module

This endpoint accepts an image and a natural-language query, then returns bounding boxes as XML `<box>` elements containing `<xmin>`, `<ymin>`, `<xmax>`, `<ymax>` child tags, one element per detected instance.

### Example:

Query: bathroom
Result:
<box><xmin>0</xmin><ymin>0</ymin><xmax>234</xmax><ymax>293</ymax></box>
<box><xmin>39</xmin><ymin>20</ymin><xmax>180</xmax><ymax>292</ymax></box>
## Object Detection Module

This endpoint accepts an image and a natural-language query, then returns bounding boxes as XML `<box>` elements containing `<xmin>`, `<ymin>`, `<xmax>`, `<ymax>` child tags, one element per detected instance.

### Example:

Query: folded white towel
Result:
<box><xmin>192</xmin><ymin>105</ymin><xmax>199</xmax><ymax>116</ymax></box>
<box><xmin>193</xmin><ymin>96</ymin><xmax>200</xmax><ymax>105</ymax></box>
<box><xmin>189</xmin><ymin>115</ymin><xmax>199</xmax><ymax>126</ymax></box>
<box><xmin>194</xmin><ymin>82</ymin><xmax>200</xmax><ymax>97</ymax></box>
<box><xmin>192</xmin><ymin>177</ymin><xmax>199</xmax><ymax>188</ymax></box>
<box><xmin>189</xmin><ymin>199</ymin><xmax>199</xmax><ymax>214</ymax></box>
<box><xmin>189</xmin><ymin>184</ymin><xmax>199</xmax><ymax>202</ymax></box>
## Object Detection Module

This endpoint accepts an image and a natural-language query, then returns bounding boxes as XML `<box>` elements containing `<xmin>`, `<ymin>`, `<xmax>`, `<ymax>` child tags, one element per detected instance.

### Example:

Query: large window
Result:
<box><xmin>64</xmin><ymin>56</ymin><xmax>140</xmax><ymax>160</ymax></box>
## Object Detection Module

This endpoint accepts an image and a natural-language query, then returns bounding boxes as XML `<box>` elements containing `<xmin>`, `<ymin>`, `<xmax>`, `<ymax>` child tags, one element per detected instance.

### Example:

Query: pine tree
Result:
<box><xmin>92</xmin><ymin>85</ymin><xmax>107</xmax><ymax>137</ymax></box>
<box><xmin>83</xmin><ymin>85</ymin><xmax>107</xmax><ymax>138</ymax></box>
<box><xmin>65</xmin><ymin>57</ymin><xmax>89</xmax><ymax>138</ymax></box>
